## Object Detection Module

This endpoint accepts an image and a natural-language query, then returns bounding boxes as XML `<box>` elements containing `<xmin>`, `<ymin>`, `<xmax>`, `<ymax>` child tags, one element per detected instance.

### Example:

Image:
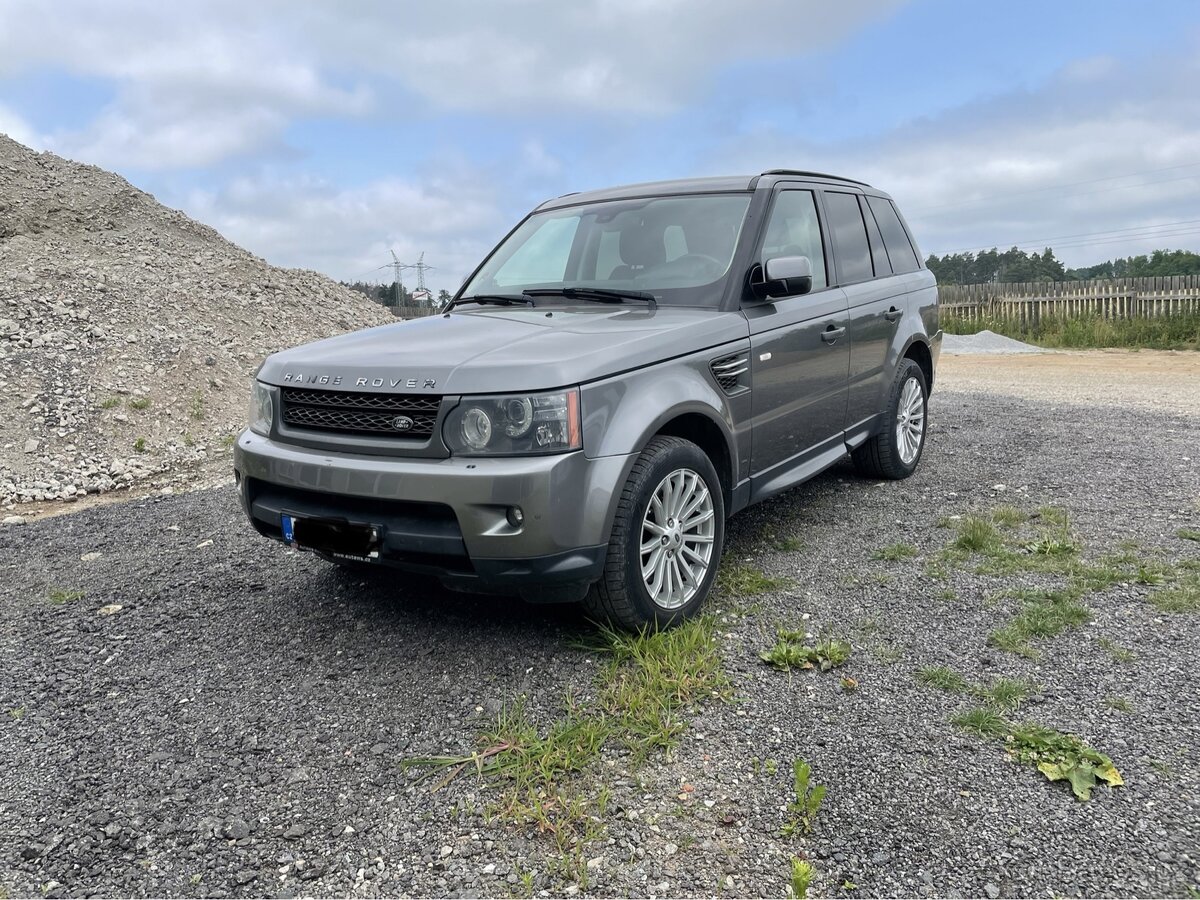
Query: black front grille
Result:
<box><xmin>280</xmin><ymin>387</ymin><xmax>442</xmax><ymax>438</ymax></box>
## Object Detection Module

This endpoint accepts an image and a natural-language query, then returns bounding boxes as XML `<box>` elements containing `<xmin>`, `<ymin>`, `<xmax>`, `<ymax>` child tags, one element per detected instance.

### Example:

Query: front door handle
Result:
<box><xmin>821</xmin><ymin>325</ymin><xmax>846</xmax><ymax>344</ymax></box>
<box><xmin>883</xmin><ymin>307</ymin><xmax>902</xmax><ymax>322</ymax></box>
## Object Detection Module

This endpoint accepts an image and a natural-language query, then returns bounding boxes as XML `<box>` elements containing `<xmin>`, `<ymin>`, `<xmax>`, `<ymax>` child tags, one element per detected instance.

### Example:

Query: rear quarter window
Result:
<box><xmin>867</xmin><ymin>196</ymin><xmax>920</xmax><ymax>274</ymax></box>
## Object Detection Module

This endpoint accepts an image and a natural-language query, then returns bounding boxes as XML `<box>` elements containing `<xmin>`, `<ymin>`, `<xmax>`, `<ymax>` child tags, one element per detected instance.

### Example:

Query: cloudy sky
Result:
<box><xmin>2</xmin><ymin>0</ymin><xmax>1199</xmax><ymax>291</ymax></box>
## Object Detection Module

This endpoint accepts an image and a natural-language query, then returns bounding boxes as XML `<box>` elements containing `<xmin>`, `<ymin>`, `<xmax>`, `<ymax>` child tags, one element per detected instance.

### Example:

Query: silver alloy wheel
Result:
<box><xmin>895</xmin><ymin>376</ymin><xmax>925</xmax><ymax>465</ymax></box>
<box><xmin>639</xmin><ymin>467</ymin><xmax>716</xmax><ymax>610</ymax></box>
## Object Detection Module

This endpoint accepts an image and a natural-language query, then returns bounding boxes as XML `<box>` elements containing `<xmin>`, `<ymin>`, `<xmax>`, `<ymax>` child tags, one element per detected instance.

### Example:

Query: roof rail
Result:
<box><xmin>760</xmin><ymin>169</ymin><xmax>871</xmax><ymax>187</ymax></box>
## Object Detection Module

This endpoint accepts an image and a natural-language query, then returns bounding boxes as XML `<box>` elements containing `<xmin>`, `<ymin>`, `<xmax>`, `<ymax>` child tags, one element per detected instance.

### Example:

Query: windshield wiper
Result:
<box><xmin>523</xmin><ymin>287</ymin><xmax>657</xmax><ymax>309</ymax></box>
<box><xmin>446</xmin><ymin>294</ymin><xmax>536</xmax><ymax>311</ymax></box>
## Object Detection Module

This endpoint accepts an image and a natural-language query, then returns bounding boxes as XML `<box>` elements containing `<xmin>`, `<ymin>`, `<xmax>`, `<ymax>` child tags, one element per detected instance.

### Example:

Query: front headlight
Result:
<box><xmin>444</xmin><ymin>388</ymin><xmax>581</xmax><ymax>456</ymax></box>
<box><xmin>249</xmin><ymin>381</ymin><xmax>273</xmax><ymax>436</ymax></box>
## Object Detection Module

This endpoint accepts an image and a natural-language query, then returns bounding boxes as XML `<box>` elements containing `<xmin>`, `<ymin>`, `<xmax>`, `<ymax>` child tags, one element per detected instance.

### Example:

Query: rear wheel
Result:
<box><xmin>852</xmin><ymin>358</ymin><xmax>928</xmax><ymax>480</ymax></box>
<box><xmin>584</xmin><ymin>436</ymin><xmax>725</xmax><ymax>630</ymax></box>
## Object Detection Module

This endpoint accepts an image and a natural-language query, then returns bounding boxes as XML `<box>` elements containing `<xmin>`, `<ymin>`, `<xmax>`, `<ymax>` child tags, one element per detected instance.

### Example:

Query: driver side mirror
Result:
<box><xmin>755</xmin><ymin>255</ymin><xmax>813</xmax><ymax>300</ymax></box>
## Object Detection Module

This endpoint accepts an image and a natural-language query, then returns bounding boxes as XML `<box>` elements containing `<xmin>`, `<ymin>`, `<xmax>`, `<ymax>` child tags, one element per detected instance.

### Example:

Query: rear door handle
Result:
<box><xmin>883</xmin><ymin>307</ymin><xmax>902</xmax><ymax>322</ymax></box>
<box><xmin>821</xmin><ymin>325</ymin><xmax>846</xmax><ymax>344</ymax></box>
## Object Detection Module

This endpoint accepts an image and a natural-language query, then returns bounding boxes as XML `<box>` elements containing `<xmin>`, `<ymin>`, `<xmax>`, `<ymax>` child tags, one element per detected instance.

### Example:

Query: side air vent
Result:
<box><xmin>710</xmin><ymin>354</ymin><xmax>749</xmax><ymax>394</ymax></box>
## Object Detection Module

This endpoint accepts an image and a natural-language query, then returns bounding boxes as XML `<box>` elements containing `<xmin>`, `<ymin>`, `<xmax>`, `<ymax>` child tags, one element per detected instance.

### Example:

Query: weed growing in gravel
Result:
<box><xmin>127</xmin><ymin>396</ymin><xmax>151</xmax><ymax>410</ymax></box>
<box><xmin>1036</xmin><ymin>506</ymin><xmax>1071</xmax><ymax>528</ymax></box>
<box><xmin>1097</xmin><ymin>637</ymin><xmax>1136</xmax><ymax>663</ymax></box>
<box><xmin>951</xmin><ymin>711</ymin><xmax>1123</xmax><ymax>801</ymax></box>
<box><xmin>789</xmin><ymin>859</ymin><xmax>815</xmax><ymax>899</ymax></box>
<box><xmin>873</xmin><ymin>542</ymin><xmax>918</xmax><ymax>561</ymax></box>
<box><xmin>916</xmin><ymin>666</ymin><xmax>969</xmax><ymax>693</ymax></box>
<box><xmin>775</xmin><ymin>535</ymin><xmax>806</xmax><ymax>552</ymax></box>
<box><xmin>99</xmin><ymin>397</ymin><xmax>120</xmax><ymax>409</ymax></box>
<box><xmin>1177</xmin><ymin>528</ymin><xmax>1200</xmax><ymax>542</ymax></box>
<box><xmin>761</xmin><ymin>630</ymin><xmax>851</xmax><ymax>672</ymax></box>
<box><xmin>47</xmin><ymin>588</ymin><xmax>84</xmax><ymax>605</ymax></box>
<box><xmin>7</xmin><ymin>705</ymin><xmax>25</xmax><ymax>720</ymax></box>
<box><xmin>1104</xmin><ymin>697</ymin><xmax>1133</xmax><ymax>713</ymax></box>
<box><xmin>781</xmin><ymin>759</ymin><xmax>826</xmax><ymax>837</ymax></box>
<box><xmin>405</xmin><ymin>616</ymin><xmax>728</xmax><ymax>888</ymax></box>
<box><xmin>1148</xmin><ymin>571</ymin><xmax>1200</xmax><ymax>613</ymax></box>
<box><xmin>133</xmin><ymin>437</ymin><xmax>147</xmax><ymax>453</ymax></box>
<box><xmin>717</xmin><ymin>563</ymin><xmax>788</xmax><ymax>597</ymax></box>
<box><xmin>190</xmin><ymin>391</ymin><xmax>207</xmax><ymax>420</ymax></box>
<box><xmin>1006</xmin><ymin>723</ymin><xmax>1123</xmax><ymax>801</ymax></box>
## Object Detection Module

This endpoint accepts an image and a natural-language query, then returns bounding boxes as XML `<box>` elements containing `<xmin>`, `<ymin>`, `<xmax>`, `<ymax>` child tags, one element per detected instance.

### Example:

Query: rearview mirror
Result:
<box><xmin>762</xmin><ymin>255</ymin><xmax>813</xmax><ymax>298</ymax></box>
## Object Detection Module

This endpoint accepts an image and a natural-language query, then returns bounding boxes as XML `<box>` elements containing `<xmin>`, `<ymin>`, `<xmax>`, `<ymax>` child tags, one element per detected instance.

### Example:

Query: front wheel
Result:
<box><xmin>852</xmin><ymin>359</ymin><xmax>928</xmax><ymax>480</ymax></box>
<box><xmin>584</xmin><ymin>436</ymin><xmax>725</xmax><ymax>630</ymax></box>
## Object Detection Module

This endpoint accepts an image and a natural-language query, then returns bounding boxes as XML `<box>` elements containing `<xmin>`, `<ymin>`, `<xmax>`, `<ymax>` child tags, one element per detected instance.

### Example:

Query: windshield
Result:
<box><xmin>461</xmin><ymin>193</ymin><xmax>752</xmax><ymax>308</ymax></box>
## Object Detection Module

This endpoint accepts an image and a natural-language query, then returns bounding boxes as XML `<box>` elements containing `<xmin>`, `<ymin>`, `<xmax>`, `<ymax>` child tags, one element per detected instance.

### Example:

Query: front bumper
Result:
<box><xmin>233</xmin><ymin>430</ymin><xmax>636</xmax><ymax>594</ymax></box>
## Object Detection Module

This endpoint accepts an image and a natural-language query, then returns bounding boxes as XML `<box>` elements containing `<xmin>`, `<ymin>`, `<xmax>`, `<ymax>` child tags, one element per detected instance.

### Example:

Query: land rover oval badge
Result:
<box><xmin>391</xmin><ymin>415</ymin><xmax>415</xmax><ymax>432</ymax></box>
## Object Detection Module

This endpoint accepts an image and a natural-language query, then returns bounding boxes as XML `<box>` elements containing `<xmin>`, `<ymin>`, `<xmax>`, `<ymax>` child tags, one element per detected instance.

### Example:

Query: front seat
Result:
<box><xmin>608</xmin><ymin>221</ymin><xmax>665</xmax><ymax>281</ymax></box>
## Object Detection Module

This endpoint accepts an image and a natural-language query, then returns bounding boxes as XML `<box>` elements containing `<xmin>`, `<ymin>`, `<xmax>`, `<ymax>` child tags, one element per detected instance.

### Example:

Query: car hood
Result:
<box><xmin>258</xmin><ymin>305</ymin><xmax>749</xmax><ymax>394</ymax></box>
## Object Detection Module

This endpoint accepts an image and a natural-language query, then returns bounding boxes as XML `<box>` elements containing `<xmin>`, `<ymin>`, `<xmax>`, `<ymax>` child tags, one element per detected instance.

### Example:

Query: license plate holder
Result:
<box><xmin>282</xmin><ymin>514</ymin><xmax>381</xmax><ymax>560</ymax></box>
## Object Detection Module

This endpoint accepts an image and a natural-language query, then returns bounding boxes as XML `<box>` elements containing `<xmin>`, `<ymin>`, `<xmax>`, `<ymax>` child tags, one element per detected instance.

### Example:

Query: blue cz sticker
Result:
<box><xmin>281</xmin><ymin>514</ymin><xmax>296</xmax><ymax>543</ymax></box>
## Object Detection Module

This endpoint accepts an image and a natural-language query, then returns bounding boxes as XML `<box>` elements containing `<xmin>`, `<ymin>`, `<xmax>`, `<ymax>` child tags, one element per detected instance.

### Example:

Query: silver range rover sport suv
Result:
<box><xmin>235</xmin><ymin>169</ymin><xmax>941</xmax><ymax>629</ymax></box>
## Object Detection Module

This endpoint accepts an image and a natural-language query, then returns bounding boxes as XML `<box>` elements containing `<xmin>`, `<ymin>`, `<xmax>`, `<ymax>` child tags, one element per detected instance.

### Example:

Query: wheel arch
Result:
<box><xmin>900</xmin><ymin>335</ymin><xmax>934</xmax><ymax>391</ymax></box>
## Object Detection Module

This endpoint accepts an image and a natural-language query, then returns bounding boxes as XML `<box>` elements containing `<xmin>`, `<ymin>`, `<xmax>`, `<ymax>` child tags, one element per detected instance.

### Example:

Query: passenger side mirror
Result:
<box><xmin>762</xmin><ymin>255</ymin><xmax>813</xmax><ymax>298</ymax></box>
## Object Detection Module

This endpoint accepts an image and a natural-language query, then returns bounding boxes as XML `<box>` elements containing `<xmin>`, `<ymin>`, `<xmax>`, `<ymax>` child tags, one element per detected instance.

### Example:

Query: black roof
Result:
<box><xmin>537</xmin><ymin>169</ymin><xmax>877</xmax><ymax>211</ymax></box>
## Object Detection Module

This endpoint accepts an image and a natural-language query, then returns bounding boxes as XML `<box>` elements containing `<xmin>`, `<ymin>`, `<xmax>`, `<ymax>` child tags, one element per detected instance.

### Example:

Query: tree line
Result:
<box><xmin>925</xmin><ymin>248</ymin><xmax>1200</xmax><ymax>285</ymax></box>
<box><xmin>340</xmin><ymin>281</ymin><xmax>453</xmax><ymax>311</ymax></box>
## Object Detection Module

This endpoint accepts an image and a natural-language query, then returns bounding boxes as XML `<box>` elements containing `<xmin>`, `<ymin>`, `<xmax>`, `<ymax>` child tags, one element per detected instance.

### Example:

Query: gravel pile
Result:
<box><xmin>942</xmin><ymin>330</ymin><xmax>1044</xmax><ymax>354</ymax></box>
<box><xmin>0</xmin><ymin>134</ymin><xmax>391</xmax><ymax>508</ymax></box>
<box><xmin>1</xmin><ymin>387</ymin><xmax>1197</xmax><ymax>898</ymax></box>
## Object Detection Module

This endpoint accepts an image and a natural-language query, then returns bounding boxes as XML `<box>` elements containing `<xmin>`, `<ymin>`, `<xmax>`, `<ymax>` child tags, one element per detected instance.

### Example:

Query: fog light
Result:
<box><xmin>506</xmin><ymin>506</ymin><xmax>524</xmax><ymax>528</ymax></box>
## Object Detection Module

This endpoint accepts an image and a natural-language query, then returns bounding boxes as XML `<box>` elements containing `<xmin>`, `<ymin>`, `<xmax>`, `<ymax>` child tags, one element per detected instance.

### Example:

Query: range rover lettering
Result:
<box><xmin>235</xmin><ymin>170</ymin><xmax>941</xmax><ymax>629</ymax></box>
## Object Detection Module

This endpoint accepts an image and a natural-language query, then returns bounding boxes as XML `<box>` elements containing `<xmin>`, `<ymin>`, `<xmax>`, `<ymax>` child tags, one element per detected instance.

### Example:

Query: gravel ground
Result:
<box><xmin>2</xmin><ymin>387</ymin><xmax>1198</xmax><ymax>899</ymax></box>
<box><xmin>940</xmin><ymin>331</ymin><xmax>1043</xmax><ymax>354</ymax></box>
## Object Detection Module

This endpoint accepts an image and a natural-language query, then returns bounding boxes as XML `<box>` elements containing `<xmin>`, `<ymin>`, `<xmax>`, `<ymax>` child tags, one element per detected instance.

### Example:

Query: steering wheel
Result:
<box><xmin>667</xmin><ymin>253</ymin><xmax>724</xmax><ymax>278</ymax></box>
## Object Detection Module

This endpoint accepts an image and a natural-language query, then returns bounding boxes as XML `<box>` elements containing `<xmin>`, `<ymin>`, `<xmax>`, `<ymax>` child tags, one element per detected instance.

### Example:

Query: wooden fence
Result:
<box><xmin>940</xmin><ymin>276</ymin><xmax>1200</xmax><ymax>325</ymax></box>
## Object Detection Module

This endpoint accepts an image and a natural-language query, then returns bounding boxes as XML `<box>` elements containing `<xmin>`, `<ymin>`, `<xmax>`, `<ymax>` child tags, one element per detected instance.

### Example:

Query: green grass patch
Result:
<box><xmin>133</xmin><ymin>437</ymin><xmax>147</xmax><ymax>453</ymax></box>
<box><xmin>99</xmin><ymin>397</ymin><xmax>121</xmax><ymax>409</ymax></box>
<box><xmin>1177</xmin><ymin>528</ymin><xmax>1200</xmax><ymax>542</ymax></box>
<box><xmin>941</xmin><ymin>310</ymin><xmax>1200</xmax><ymax>351</ymax></box>
<box><xmin>991</xmin><ymin>505</ymin><xmax>1029</xmax><ymax>527</ymax></box>
<box><xmin>190</xmin><ymin>391</ymin><xmax>207</xmax><ymax>421</ymax></box>
<box><xmin>916</xmin><ymin>665</ymin><xmax>969</xmax><ymax>693</ymax></box>
<box><xmin>974</xmin><ymin>676</ymin><xmax>1036</xmax><ymax>711</ymax></box>
<box><xmin>1148</xmin><ymin>571</ymin><xmax>1200</xmax><ymax>613</ymax></box>
<box><xmin>48</xmin><ymin>588</ymin><xmax>84</xmax><ymax>605</ymax></box>
<box><xmin>7</xmin><ymin>705</ymin><xmax>25</xmax><ymax>720</ymax></box>
<box><xmin>1104</xmin><ymin>697</ymin><xmax>1133</xmax><ymax>713</ymax></box>
<box><xmin>717</xmin><ymin>563</ymin><xmax>788</xmax><ymax>598</ymax></box>
<box><xmin>873</xmin><ymin>542</ymin><xmax>918</xmax><ymax>561</ymax></box>
<box><xmin>127</xmin><ymin>396</ymin><xmax>151</xmax><ymax>410</ymax></box>
<box><xmin>1097</xmin><ymin>637</ymin><xmax>1136</xmax><ymax>663</ymax></box>
<box><xmin>405</xmin><ymin>617</ymin><xmax>728</xmax><ymax>887</ymax></box>
<box><xmin>952</xmin><ymin>516</ymin><xmax>1003</xmax><ymax>554</ymax></box>
<box><xmin>951</xmin><ymin>706</ymin><xmax>1008</xmax><ymax>737</ymax></box>
<box><xmin>761</xmin><ymin>630</ymin><xmax>851</xmax><ymax>672</ymax></box>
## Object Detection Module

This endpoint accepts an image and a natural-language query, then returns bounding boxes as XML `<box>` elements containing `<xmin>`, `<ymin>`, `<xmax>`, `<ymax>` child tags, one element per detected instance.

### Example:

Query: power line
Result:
<box><xmin>932</xmin><ymin>218</ymin><xmax>1200</xmax><ymax>256</ymax></box>
<box><xmin>906</xmin><ymin>161</ymin><xmax>1200</xmax><ymax>218</ymax></box>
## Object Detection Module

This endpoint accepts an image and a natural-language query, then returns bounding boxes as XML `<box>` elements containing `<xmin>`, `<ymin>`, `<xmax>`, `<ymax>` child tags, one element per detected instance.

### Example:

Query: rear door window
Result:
<box><xmin>867</xmin><ymin>196</ymin><xmax>920</xmax><ymax>274</ymax></box>
<box><xmin>823</xmin><ymin>191</ymin><xmax>873</xmax><ymax>284</ymax></box>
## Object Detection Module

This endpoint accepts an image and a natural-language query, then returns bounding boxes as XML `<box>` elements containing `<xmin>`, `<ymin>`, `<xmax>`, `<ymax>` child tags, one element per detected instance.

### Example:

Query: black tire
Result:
<box><xmin>583</xmin><ymin>436</ymin><xmax>725</xmax><ymax>631</ymax></box>
<box><xmin>852</xmin><ymin>359</ymin><xmax>928</xmax><ymax>480</ymax></box>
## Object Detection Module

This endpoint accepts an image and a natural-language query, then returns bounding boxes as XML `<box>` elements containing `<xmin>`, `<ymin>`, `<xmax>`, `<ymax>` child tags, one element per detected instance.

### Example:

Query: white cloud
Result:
<box><xmin>0</xmin><ymin>0</ymin><xmax>900</xmax><ymax>168</ymax></box>
<box><xmin>704</xmin><ymin>43</ymin><xmax>1200</xmax><ymax>266</ymax></box>
<box><xmin>182</xmin><ymin>168</ymin><xmax>513</xmax><ymax>289</ymax></box>
<box><xmin>0</xmin><ymin>101</ymin><xmax>39</xmax><ymax>148</ymax></box>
